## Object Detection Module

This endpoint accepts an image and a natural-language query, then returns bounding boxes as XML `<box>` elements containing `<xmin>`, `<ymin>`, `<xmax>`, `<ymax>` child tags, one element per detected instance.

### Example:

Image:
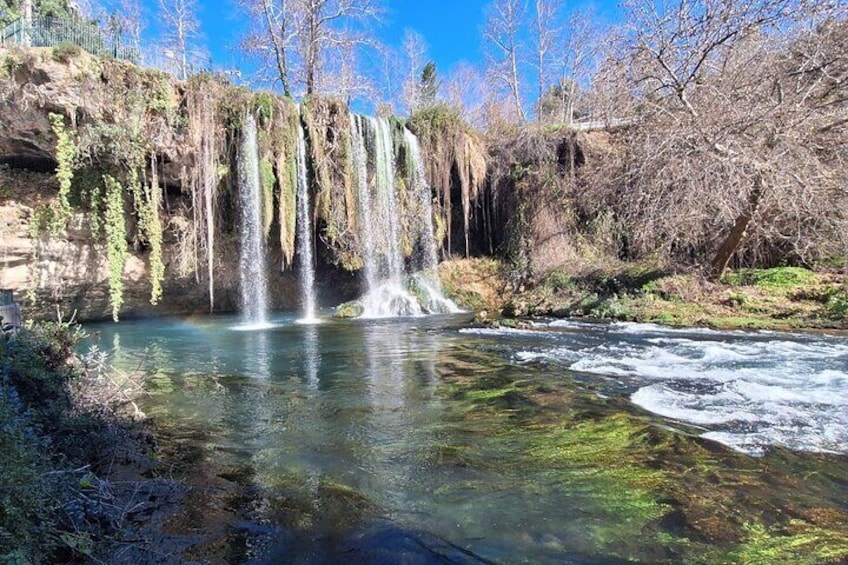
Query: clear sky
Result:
<box><xmin>179</xmin><ymin>0</ymin><xmax>618</xmax><ymax>82</ymax></box>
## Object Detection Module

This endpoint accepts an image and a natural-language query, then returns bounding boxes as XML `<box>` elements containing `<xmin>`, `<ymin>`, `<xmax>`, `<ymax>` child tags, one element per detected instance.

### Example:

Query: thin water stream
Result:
<box><xmin>295</xmin><ymin>117</ymin><xmax>318</xmax><ymax>323</ymax></box>
<box><xmin>236</xmin><ymin>114</ymin><xmax>269</xmax><ymax>327</ymax></box>
<box><xmin>89</xmin><ymin>316</ymin><xmax>848</xmax><ymax>563</ymax></box>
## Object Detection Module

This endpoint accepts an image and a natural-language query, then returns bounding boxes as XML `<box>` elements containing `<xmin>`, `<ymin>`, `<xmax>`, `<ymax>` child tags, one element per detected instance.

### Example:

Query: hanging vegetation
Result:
<box><xmin>48</xmin><ymin>112</ymin><xmax>75</xmax><ymax>234</ymax></box>
<box><xmin>129</xmin><ymin>167</ymin><xmax>165</xmax><ymax>305</ymax></box>
<box><xmin>269</xmin><ymin>98</ymin><xmax>300</xmax><ymax>270</ymax></box>
<box><xmin>102</xmin><ymin>175</ymin><xmax>128</xmax><ymax>321</ymax></box>
<box><xmin>301</xmin><ymin>98</ymin><xmax>359</xmax><ymax>269</ymax></box>
<box><xmin>186</xmin><ymin>76</ymin><xmax>226</xmax><ymax>311</ymax></box>
<box><xmin>408</xmin><ymin>104</ymin><xmax>487</xmax><ymax>258</ymax></box>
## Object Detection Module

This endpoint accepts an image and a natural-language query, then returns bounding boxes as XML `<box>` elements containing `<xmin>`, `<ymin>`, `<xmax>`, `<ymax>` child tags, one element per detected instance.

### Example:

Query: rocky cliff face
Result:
<box><xmin>0</xmin><ymin>45</ymin><xmax>302</xmax><ymax>321</ymax></box>
<box><xmin>0</xmin><ymin>47</ymin><xmax>391</xmax><ymax>321</ymax></box>
<box><xmin>0</xmin><ymin>167</ymin><xmax>262</xmax><ymax>320</ymax></box>
<box><xmin>0</xmin><ymin>47</ymin><xmax>213</xmax><ymax>320</ymax></box>
<box><xmin>0</xmin><ymin>46</ymin><xmax>185</xmax><ymax>178</ymax></box>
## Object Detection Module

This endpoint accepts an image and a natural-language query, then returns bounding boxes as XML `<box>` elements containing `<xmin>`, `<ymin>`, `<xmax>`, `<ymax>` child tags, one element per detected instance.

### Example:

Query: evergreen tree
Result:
<box><xmin>418</xmin><ymin>61</ymin><xmax>438</xmax><ymax>108</ymax></box>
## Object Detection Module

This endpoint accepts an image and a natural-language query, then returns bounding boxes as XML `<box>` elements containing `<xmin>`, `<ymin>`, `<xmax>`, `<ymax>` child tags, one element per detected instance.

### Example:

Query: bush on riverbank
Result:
<box><xmin>441</xmin><ymin>259</ymin><xmax>847</xmax><ymax>330</ymax></box>
<box><xmin>0</xmin><ymin>322</ymin><xmax>152</xmax><ymax>562</ymax></box>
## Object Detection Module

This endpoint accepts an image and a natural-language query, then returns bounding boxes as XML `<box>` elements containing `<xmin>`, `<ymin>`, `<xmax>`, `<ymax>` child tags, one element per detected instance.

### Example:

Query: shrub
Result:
<box><xmin>545</xmin><ymin>269</ymin><xmax>574</xmax><ymax>292</ymax></box>
<box><xmin>826</xmin><ymin>289</ymin><xmax>848</xmax><ymax>319</ymax></box>
<box><xmin>1</xmin><ymin>323</ymin><xmax>80</xmax><ymax>423</ymax></box>
<box><xmin>0</xmin><ymin>323</ymin><xmax>86</xmax><ymax>561</ymax></box>
<box><xmin>0</xmin><ymin>385</ymin><xmax>60</xmax><ymax>562</ymax></box>
<box><xmin>51</xmin><ymin>42</ymin><xmax>82</xmax><ymax>64</ymax></box>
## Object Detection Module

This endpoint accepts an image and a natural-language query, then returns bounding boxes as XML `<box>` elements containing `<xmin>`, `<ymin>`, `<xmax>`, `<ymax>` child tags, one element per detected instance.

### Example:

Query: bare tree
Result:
<box><xmin>483</xmin><ymin>0</ymin><xmax>528</xmax><ymax>122</ymax></box>
<box><xmin>239</xmin><ymin>0</ymin><xmax>300</xmax><ymax>96</ymax></box>
<box><xmin>118</xmin><ymin>0</ymin><xmax>144</xmax><ymax>48</ymax></box>
<box><xmin>92</xmin><ymin>0</ymin><xmax>146</xmax><ymax>49</ymax></box>
<box><xmin>299</xmin><ymin>0</ymin><xmax>383</xmax><ymax>96</ymax></box>
<box><xmin>558</xmin><ymin>7</ymin><xmax>601</xmax><ymax>125</ymax></box>
<box><xmin>158</xmin><ymin>0</ymin><xmax>201</xmax><ymax>80</ymax></box>
<box><xmin>330</xmin><ymin>35</ymin><xmax>375</xmax><ymax>104</ymax></box>
<box><xmin>588</xmin><ymin>0</ymin><xmax>848</xmax><ymax>276</ymax></box>
<box><xmin>240</xmin><ymin>0</ymin><xmax>382</xmax><ymax>99</ymax></box>
<box><xmin>444</xmin><ymin>62</ymin><xmax>488</xmax><ymax>127</ymax></box>
<box><xmin>531</xmin><ymin>0</ymin><xmax>562</xmax><ymax>122</ymax></box>
<box><xmin>401</xmin><ymin>29</ymin><xmax>429</xmax><ymax>113</ymax></box>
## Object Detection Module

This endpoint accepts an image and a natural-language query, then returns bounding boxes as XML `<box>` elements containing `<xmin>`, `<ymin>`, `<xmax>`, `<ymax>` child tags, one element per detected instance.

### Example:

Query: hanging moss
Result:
<box><xmin>301</xmin><ymin>98</ymin><xmax>358</xmax><ymax>268</ymax></box>
<box><xmin>274</xmin><ymin>101</ymin><xmax>299</xmax><ymax>270</ymax></box>
<box><xmin>186</xmin><ymin>76</ymin><xmax>230</xmax><ymax>310</ymax></box>
<box><xmin>48</xmin><ymin>112</ymin><xmax>76</xmax><ymax>234</ymax></box>
<box><xmin>408</xmin><ymin>104</ymin><xmax>486</xmax><ymax>257</ymax></box>
<box><xmin>102</xmin><ymin>175</ymin><xmax>128</xmax><ymax>321</ymax></box>
<box><xmin>260</xmin><ymin>159</ymin><xmax>275</xmax><ymax>239</ymax></box>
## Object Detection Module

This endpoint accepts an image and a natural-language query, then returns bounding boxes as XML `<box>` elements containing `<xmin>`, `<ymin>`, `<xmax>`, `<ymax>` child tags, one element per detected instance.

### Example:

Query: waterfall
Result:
<box><xmin>373</xmin><ymin>117</ymin><xmax>405</xmax><ymax>281</ymax></box>
<box><xmin>237</xmin><ymin>114</ymin><xmax>270</xmax><ymax>326</ymax></box>
<box><xmin>351</xmin><ymin>114</ymin><xmax>377</xmax><ymax>289</ymax></box>
<box><xmin>406</xmin><ymin>128</ymin><xmax>461</xmax><ymax>315</ymax></box>
<box><xmin>405</xmin><ymin>128</ymin><xmax>440</xmax><ymax>274</ymax></box>
<box><xmin>296</xmin><ymin>115</ymin><xmax>319</xmax><ymax>323</ymax></box>
<box><xmin>345</xmin><ymin>114</ymin><xmax>459</xmax><ymax>318</ymax></box>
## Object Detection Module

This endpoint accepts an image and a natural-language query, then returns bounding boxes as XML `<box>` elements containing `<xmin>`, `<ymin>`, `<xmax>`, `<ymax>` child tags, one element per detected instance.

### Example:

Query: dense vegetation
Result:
<box><xmin>0</xmin><ymin>322</ymin><xmax>147</xmax><ymax>562</ymax></box>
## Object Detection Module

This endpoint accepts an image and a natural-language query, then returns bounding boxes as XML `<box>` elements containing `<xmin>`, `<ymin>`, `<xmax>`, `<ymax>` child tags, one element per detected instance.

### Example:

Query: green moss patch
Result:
<box><xmin>720</xmin><ymin>267</ymin><xmax>817</xmax><ymax>289</ymax></box>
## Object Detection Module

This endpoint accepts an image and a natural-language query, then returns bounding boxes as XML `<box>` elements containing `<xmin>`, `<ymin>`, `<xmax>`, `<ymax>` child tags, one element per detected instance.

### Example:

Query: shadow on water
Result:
<box><xmin>87</xmin><ymin>314</ymin><xmax>848</xmax><ymax>564</ymax></box>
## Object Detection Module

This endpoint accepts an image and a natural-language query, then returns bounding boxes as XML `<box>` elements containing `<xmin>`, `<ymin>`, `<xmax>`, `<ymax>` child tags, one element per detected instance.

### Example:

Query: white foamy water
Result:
<box><xmin>360</xmin><ymin>281</ymin><xmax>424</xmax><ymax>319</ymax></box>
<box><xmin>465</xmin><ymin>320</ymin><xmax>848</xmax><ymax>455</ymax></box>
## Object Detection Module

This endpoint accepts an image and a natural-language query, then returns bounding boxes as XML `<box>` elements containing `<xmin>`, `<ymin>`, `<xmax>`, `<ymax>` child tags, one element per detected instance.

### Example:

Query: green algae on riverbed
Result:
<box><xmin>439</xmin><ymin>368</ymin><xmax>848</xmax><ymax>563</ymax></box>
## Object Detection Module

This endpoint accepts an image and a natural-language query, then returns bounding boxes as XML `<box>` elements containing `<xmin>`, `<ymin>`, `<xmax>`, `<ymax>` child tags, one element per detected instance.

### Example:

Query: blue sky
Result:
<box><xmin>177</xmin><ymin>0</ymin><xmax>618</xmax><ymax>80</ymax></box>
<box><xmin>188</xmin><ymin>0</ymin><xmax>491</xmax><ymax>77</ymax></box>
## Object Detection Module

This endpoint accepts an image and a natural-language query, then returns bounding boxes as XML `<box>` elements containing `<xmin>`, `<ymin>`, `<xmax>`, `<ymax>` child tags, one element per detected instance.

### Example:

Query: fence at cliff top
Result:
<box><xmin>0</xmin><ymin>16</ymin><xmax>210</xmax><ymax>78</ymax></box>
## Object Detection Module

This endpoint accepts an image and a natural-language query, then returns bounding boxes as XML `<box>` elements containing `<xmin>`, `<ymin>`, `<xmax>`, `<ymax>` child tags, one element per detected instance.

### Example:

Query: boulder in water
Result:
<box><xmin>335</xmin><ymin>300</ymin><xmax>364</xmax><ymax>318</ymax></box>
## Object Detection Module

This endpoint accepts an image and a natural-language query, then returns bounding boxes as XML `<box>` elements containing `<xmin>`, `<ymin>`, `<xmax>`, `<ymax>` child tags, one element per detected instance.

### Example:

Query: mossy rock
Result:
<box><xmin>334</xmin><ymin>301</ymin><xmax>364</xmax><ymax>319</ymax></box>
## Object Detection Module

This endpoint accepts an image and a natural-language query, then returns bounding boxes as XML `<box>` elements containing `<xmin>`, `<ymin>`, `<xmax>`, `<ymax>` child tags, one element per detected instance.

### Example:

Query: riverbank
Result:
<box><xmin>440</xmin><ymin>259</ymin><xmax>848</xmax><ymax>331</ymax></box>
<box><xmin>0</xmin><ymin>322</ymin><xmax>188</xmax><ymax>562</ymax></box>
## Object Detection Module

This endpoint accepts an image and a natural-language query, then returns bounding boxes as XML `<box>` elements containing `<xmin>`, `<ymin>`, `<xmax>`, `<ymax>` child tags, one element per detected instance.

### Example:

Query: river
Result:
<box><xmin>87</xmin><ymin>314</ymin><xmax>848</xmax><ymax>563</ymax></box>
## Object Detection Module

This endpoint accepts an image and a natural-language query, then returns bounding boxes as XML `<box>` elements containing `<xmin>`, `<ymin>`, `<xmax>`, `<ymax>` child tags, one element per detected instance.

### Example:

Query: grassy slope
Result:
<box><xmin>440</xmin><ymin>259</ymin><xmax>848</xmax><ymax>331</ymax></box>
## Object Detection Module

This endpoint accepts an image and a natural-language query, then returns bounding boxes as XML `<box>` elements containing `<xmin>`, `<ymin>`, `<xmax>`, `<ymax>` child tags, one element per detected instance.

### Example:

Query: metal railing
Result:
<box><xmin>0</xmin><ymin>16</ymin><xmax>209</xmax><ymax>78</ymax></box>
<box><xmin>2</xmin><ymin>16</ymin><xmax>140</xmax><ymax>62</ymax></box>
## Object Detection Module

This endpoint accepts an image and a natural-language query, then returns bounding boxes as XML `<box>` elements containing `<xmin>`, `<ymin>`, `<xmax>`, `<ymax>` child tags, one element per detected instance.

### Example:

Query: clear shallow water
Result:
<box><xmin>87</xmin><ymin>315</ymin><xmax>848</xmax><ymax>564</ymax></box>
<box><xmin>466</xmin><ymin>321</ymin><xmax>848</xmax><ymax>455</ymax></box>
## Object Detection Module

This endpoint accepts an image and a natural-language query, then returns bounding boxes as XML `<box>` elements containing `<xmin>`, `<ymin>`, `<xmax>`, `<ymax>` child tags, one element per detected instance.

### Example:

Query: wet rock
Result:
<box><xmin>501</xmin><ymin>299</ymin><xmax>529</xmax><ymax>317</ymax></box>
<box><xmin>335</xmin><ymin>300</ymin><xmax>364</xmax><ymax>318</ymax></box>
<box><xmin>339</xmin><ymin>520</ymin><xmax>496</xmax><ymax>564</ymax></box>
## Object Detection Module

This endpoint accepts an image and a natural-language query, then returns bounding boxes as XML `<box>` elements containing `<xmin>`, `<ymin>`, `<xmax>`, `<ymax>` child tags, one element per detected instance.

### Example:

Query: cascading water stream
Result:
<box><xmin>355</xmin><ymin>117</ymin><xmax>420</xmax><ymax>318</ymax></box>
<box><xmin>236</xmin><ymin>114</ymin><xmax>270</xmax><ymax>327</ymax></box>
<box><xmin>374</xmin><ymin>118</ymin><xmax>405</xmax><ymax>281</ymax></box>
<box><xmin>405</xmin><ymin>129</ymin><xmax>461</xmax><ymax>314</ymax></box>
<box><xmin>351</xmin><ymin>114</ymin><xmax>377</xmax><ymax>290</ymax></box>
<box><xmin>296</xmin><ymin>115</ymin><xmax>319</xmax><ymax>323</ymax></box>
<box><xmin>346</xmin><ymin>115</ymin><xmax>458</xmax><ymax>318</ymax></box>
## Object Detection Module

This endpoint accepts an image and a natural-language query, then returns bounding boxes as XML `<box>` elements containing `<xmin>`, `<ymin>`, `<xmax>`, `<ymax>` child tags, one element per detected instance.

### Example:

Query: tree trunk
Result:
<box><xmin>305</xmin><ymin>8</ymin><xmax>318</xmax><ymax>95</ymax></box>
<box><xmin>23</xmin><ymin>0</ymin><xmax>33</xmax><ymax>47</ymax></box>
<box><xmin>708</xmin><ymin>175</ymin><xmax>764</xmax><ymax>280</ymax></box>
<box><xmin>510</xmin><ymin>50</ymin><xmax>525</xmax><ymax>122</ymax></box>
<box><xmin>262</xmin><ymin>0</ymin><xmax>291</xmax><ymax>98</ymax></box>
